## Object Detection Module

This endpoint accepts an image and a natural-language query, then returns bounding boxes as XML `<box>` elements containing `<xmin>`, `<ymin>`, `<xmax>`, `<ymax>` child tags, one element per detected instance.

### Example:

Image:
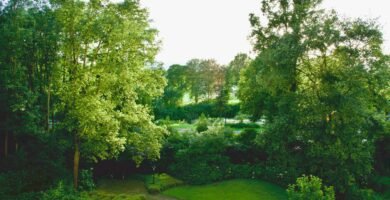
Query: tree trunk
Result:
<box><xmin>4</xmin><ymin>132</ymin><xmax>8</xmax><ymax>158</ymax></box>
<box><xmin>14</xmin><ymin>135</ymin><xmax>18</xmax><ymax>152</ymax></box>
<box><xmin>46</xmin><ymin>84</ymin><xmax>51</xmax><ymax>132</ymax></box>
<box><xmin>73</xmin><ymin>136</ymin><xmax>80</xmax><ymax>190</ymax></box>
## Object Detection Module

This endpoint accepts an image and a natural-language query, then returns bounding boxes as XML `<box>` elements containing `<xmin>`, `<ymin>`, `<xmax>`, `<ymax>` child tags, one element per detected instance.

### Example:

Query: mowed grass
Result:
<box><xmin>163</xmin><ymin>179</ymin><xmax>287</xmax><ymax>200</ymax></box>
<box><xmin>83</xmin><ymin>179</ymin><xmax>148</xmax><ymax>200</ymax></box>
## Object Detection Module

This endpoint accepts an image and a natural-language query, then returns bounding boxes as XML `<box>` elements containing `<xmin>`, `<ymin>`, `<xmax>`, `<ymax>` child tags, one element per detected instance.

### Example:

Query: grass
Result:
<box><xmin>83</xmin><ymin>179</ymin><xmax>148</xmax><ymax>200</ymax></box>
<box><xmin>83</xmin><ymin>175</ymin><xmax>180</xmax><ymax>200</ymax></box>
<box><xmin>163</xmin><ymin>179</ymin><xmax>287</xmax><ymax>200</ymax></box>
<box><xmin>82</xmin><ymin>177</ymin><xmax>287</xmax><ymax>200</ymax></box>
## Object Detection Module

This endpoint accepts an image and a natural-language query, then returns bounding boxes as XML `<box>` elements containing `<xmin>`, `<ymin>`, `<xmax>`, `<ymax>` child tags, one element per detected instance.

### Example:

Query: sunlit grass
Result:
<box><xmin>163</xmin><ymin>179</ymin><xmax>287</xmax><ymax>200</ymax></box>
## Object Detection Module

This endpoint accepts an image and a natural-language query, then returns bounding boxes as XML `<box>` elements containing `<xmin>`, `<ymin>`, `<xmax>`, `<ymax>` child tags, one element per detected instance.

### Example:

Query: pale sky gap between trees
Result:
<box><xmin>124</xmin><ymin>0</ymin><xmax>390</xmax><ymax>67</ymax></box>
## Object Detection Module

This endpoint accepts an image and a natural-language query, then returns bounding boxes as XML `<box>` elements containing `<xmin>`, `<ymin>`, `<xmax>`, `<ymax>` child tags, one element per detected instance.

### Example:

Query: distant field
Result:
<box><xmin>163</xmin><ymin>179</ymin><xmax>288</xmax><ymax>200</ymax></box>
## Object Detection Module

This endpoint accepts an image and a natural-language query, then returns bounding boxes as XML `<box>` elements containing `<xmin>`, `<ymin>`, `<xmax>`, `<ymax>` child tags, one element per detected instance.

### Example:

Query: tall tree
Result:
<box><xmin>240</xmin><ymin>0</ymin><xmax>389</xmax><ymax>193</ymax></box>
<box><xmin>54</xmin><ymin>0</ymin><xmax>166</xmax><ymax>189</ymax></box>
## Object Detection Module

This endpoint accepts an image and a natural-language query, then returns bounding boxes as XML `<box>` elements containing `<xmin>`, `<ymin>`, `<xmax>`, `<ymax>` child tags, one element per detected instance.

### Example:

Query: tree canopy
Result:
<box><xmin>239</xmin><ymin>0</ymin><xmax>389</xmax><ymax>193</ymax></box>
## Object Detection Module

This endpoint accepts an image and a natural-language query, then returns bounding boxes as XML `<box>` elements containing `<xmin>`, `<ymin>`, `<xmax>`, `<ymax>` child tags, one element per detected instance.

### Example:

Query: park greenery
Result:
<box><xmin>0</xmin><ymin>0</ymin><xmax>389</xmax><ymax>199</ymax></box>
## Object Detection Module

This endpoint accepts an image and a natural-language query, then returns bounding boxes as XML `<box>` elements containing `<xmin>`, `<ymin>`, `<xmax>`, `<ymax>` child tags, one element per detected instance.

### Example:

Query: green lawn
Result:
<box><xmin>83</xmin><ymin>179</ymin><xmax>148</xmax><ymax>200</ymax></box>
<box><xmin>170</xmin><ymin>123</ymin><xmax>195</xmax><ymax>130</ymax></box>
<box><xmin>163</xmin><ymin>179</ymin><xmax>287</xmax><ymax>200</ymax></box>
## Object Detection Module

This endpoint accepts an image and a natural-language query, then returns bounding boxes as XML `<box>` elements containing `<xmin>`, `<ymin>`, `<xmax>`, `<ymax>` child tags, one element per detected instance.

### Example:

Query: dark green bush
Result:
<box><xmin>167</xmin><ymin>128</ymin><xmax>231</xmax><ymax>184</ymax></box>
<box><xmin>346</xmin><ymin>185</ymin><xmax>383</xmax><ymax>200</ymax></box>
<box><xmin>78</xmin><ymin>169</ymin><xmax>95</xmax><ymax>191</ymax></box>
<box><xmin>371</xmin><ymin>176</ymin><xmax>390</xmax><ymax>194</ymax></box>
<box><xmin>154</xmin><ymin>101</ymin><xmax>240</xmax><ymax>122</ymax></box>
<box><xmin>226</xmin><ymin>122</ymin><xmax>260</xmax><ymax>129</ymax></box>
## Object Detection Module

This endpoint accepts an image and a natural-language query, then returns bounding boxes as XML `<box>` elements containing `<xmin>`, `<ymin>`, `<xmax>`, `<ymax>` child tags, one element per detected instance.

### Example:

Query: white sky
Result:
<box><xmin>138</xmin><ymin>0</ymin><xmax>390</xmax><ymax>67</ymax></box>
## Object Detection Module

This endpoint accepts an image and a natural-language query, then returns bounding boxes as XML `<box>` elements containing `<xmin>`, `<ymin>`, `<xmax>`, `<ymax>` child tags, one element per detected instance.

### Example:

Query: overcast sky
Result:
<box><xmin>139</xmin><ymin>0</ymin><xmax>390</xmax><ymax>67</ymax></box>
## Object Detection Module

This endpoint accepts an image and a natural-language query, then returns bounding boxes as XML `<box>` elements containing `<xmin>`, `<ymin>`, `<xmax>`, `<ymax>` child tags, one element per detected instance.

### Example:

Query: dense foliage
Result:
<box><xmin>239</xmin><ymin>0</ymin><xmax>390</xmax><ymax>197</ymax></box>
<box><xmin>0</xmin><ymin>0</ymin><xmax>388</xmax><ymax>199</ymax></box>
<box><xmin>0</xmin><ymin>0</ymin><xmax>165</xmax><ymax>198</ymax></box>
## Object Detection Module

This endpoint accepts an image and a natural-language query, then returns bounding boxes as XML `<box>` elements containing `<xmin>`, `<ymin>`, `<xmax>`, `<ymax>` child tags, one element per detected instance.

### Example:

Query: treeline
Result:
<box><xmin>154</xmin><ymin>54</ymin><xmax>251</xmax><ymax>121</ymax></box>
<box><xmin>0</xmin><ymin>0</ymin><xmax>165</xmax><ymax>198</ymax></box>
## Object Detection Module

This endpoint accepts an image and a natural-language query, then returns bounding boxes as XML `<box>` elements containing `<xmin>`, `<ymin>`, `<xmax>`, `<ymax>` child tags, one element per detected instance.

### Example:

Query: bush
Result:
<box><xmin>78</xmin><ymin>169</ymin><xmax>95</xmax><ymax>191</ymax></box>
<box><xmin>168</xmin><ymin>128</ymin><xmax>231</xmax><ymax>184</ymax></box>
<box><xmin>287</xmin><ymin>175</ymin><xmax>335</xmax><ymax>200</ymax></box>
<box><xmin>154</xmin><ymin>101</ymin><xmax>240</xmax><ymax>122</ymax></box>
<box><xmin>346</xmin><ymin>185</ymin><xmax>383</xmax><ymax>200</ymax></box>
<box><xmin>372</xmin><ymin>176</ymin><xmax>390</xmax><ymax>194</ymax></box>
<box><xmin>196</xmin><ymin>114</ymin><xmax>209</xmax><ymax>132</ymax></box>
<box><xmin>41</xmin><ymin>181</ymin><xmax>83</xmax><ymax>200</ymax></box>
<box><xmin>145</xmin><ymin>173</ymin><xmax>183</xmax><ymax>194</ymax></box>
<box><xmin>226</xmin><ymin>122</ymin><xmax>260</xmax><ymax>129</ymax></box>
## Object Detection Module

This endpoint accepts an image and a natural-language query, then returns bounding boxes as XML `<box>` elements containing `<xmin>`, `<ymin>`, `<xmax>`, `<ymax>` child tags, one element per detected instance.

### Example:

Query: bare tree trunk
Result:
<box><xmin>73</xmin><ymin>135</ymin><xmax>80</xmax><ymax>190</ymax></box>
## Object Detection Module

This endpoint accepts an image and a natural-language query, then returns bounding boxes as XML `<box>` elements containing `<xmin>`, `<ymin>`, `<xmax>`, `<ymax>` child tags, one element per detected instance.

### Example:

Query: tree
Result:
<box><xmin>186</xmin><ymin>59</ymin><xmax>224</xmax><ymax>102</ymax></box>
<box><xmin>199</xmin><ymin>59</ymin><xmax>224</xmax><ymax>99</ymax></box>
<box><xmin>186</xmin><ymin>59</ymin><xmax>203</xmax><ymax>103</ymax></box>
<box><xmin>54</xmin><ymin>0</ymin><xmax>166</xmax><ymax>189</ymax></box>
<box><xmin>240</xmin><ymin>0</ymin><xmax>389</xmax><ymax>193</ymax></box>
<box><xmin>215</xmin><ymin>67</ymin><xmax>231</xmax><ymax>122</ymax></box>
<box><xmin>162</xmin><ymin>64</ymin><xmax>188</xmax><ymax>107</ymax></box>
<box><xmin>227</xmin><ymin>53</ymin><xmax>251</xmax><ymax>86</ymax></box>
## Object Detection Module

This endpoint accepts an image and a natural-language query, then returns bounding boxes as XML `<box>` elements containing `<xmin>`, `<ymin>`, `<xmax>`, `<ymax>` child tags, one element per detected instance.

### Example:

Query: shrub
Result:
<box><xmin>168</xmin><ymin>128</ymin><xmax>231</xmax><ymax>184</ymax></box>
<box><xmin>41</xmin><ymin>181</ymin><xmax>83</xmax><ymax>200</ymax></box>
<box><xmin>371</xmin><ymin>176</ymin><xmax>390</xmax><ymax>194</ymax></box>
<box><xmin>196</xmin><ymin>113</ymin><xmax>209</xmax><ymax>132</ymax></box>
<box><xmin>78</xmin><ymin>169</ymin><xmax>95</xmax><ymax>191</ymax></box>
<box><xmin>226</xmin><ymin>122</ymin><xmax>260</xmax><ymax>129</ymax></box>
<box><xmin>287</xmin><ymin>175</ymin><xmax>335</xmax><ymax>200</ymax></box>
<box><xmin>154</xmin><ymin>101</ymin><xmax>240</xmax><ymax>122</ymax></box>
<box><xmin>145</xmin><ymin>173</ymin><xmax>183</xmax><ymax>194</ymax></box>
<box><xmin>346</xmin><ymin>185</ymin><xmax>383</xmax><ymax>200</ymax></box>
